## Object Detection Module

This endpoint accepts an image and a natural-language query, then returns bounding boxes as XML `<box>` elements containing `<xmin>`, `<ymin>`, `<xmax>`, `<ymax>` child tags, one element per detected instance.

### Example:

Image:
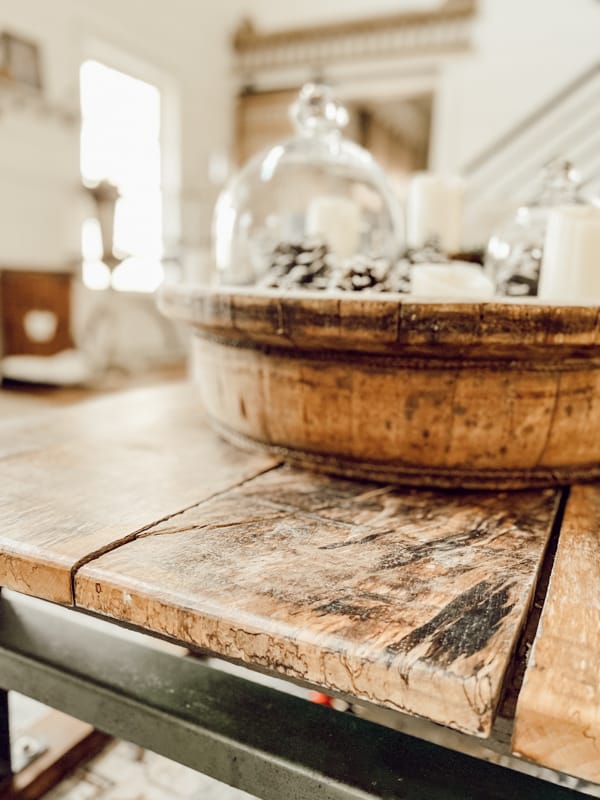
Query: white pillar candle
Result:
<box><xmin>406</xmin><ymin>173</ymin><xmax>465</xmax><ymax>254</ymax></box>
<box><xmin>410</xmin><ymin>262</ymin><xmax>495</xmax><ymax>299</ymax></box>
<box><xmin>306</xmin><ymin>195</ymin><xmax>361</xmax><ymax>257</ymax></box>
<box><xmin>538</xmin><ymin>206</ymin><xmax>600</xmax><ymax>303</ymax></box>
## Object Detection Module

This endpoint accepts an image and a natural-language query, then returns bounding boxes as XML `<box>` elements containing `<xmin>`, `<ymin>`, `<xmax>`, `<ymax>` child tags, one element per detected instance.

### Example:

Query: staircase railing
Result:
<box><xmin>463</xmin><ymin>62</ymin><xmax>599</xmax><ymax>177</ymax></box>
<box><xmin>462</xmin><ymin>61</ymin><xmax>600</xmax><ymax>246</ymax></box>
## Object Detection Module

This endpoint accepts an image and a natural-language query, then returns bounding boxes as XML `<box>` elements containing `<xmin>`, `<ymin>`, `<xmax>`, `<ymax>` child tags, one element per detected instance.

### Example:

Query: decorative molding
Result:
<box><xmin>233</xmin><ymin>0</ymin><xmax>476</xmax><ymax>78</ymax></box>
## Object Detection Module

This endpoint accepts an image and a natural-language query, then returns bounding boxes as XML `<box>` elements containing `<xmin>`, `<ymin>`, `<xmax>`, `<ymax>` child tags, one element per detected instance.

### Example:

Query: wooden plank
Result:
<box><xmin>5</xmin><ymin>711</ymin><xmax>109</xmax><ymax>800</ymax></box>
<box><xmin>75</xmin><ymin>467</ymin><xmax>560</xmax><ymax>736</ymax></box>
<box><xmin>0</xmin><ymin>379</ymin><xmax>196</xmax><ymax>459</ymax></box>
<box><xmin>0</xmin><ymin>363</ymin><xmax>186</xmax><ymax>419</ymax></box>
<box><xmin>0</xmin><ymin>384</ymin><xmax>279</xmax><ymax>604</ymax></box>
<box><xmin>512</xmin><ymin>484</ymin><xmax>600</xmax><ymax>781</ymax></box>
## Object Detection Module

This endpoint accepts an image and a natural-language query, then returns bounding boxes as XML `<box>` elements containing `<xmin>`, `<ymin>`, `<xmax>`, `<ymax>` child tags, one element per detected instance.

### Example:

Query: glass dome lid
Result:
<box><xmin>484</xmin><ymin>158</ymin><xmax>582</xmax><ymax>297</ymax></box>
<box><xmin>213</xmin><ymin>83</ymin><xmax>404</xmax><ymax>289</ymax></box>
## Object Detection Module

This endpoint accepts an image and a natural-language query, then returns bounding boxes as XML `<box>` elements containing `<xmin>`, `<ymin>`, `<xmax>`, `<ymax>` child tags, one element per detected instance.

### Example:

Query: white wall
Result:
<box><xmin>431</xmin><ymin>0</ymin><xmax>600</xmax><ymax>172</ymax></box>
<box><xmin>0</xmin><ymin>0</ymin><xmax>233</xmax><ymax>269</ymax></box>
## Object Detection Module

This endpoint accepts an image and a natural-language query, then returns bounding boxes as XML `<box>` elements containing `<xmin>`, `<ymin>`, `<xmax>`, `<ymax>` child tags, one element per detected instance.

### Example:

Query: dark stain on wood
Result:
<box><xmin>386</xmin><ymin>580</ymin><xmax>516</xmax><ymax>667</ymax></box>
<box><xmin>315</xmin><ymin>598</ymin><xmax>379</xmax><ymax>621</ymax></box>
<box><xmin>378</xmin><ymin>523</ymin><xmax>494</xmax><ymax>571</ymax></box>
<box><xmin>318</xmin><ymin>530</ymin><xmax>392</xmax><ymax>549</ymax></box>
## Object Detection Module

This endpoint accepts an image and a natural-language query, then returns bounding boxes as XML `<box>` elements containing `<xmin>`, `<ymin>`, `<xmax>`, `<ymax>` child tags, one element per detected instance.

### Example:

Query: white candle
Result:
<box><xmin>406</xmin><ymin>173</ymin><xmax>465</xmax><ymax>254</ymax></box>
<box><xmin>410</xmin><ymin>261</ymin><xmax>495</xmax><ymax>299</ymax></box>
<box><xmin>306</xmin><ymin>195</ymin><xmax>361</xmax><ymax>257</ymax></box>
<box><xmin>538</xmin><ymin>206</ymin><xmax>600</xmax><ymax>303</ymax></box>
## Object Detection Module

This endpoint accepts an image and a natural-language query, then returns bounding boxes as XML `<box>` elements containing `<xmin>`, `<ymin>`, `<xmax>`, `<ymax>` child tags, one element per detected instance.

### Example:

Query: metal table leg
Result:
<box><xmin>0</xmin><ymin>688</ymin><xmax>12</xmax><ymax>791</ymax></box>
<box><xmin>0</xmin><ymin>591</ymin><xmax>587</xmax><ymax>800</ymax></box>
<box><xmin>0</xmin><ymin>584</ymin><xmax>13</xmax><ymax>792</ymax></box>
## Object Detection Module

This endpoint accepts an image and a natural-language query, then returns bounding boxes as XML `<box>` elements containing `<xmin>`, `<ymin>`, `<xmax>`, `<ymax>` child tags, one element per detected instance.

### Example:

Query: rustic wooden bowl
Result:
<box><xmin>160</xmin><ymin>285</ymin><xmax>600</xmax><ymax>489</ymax></box>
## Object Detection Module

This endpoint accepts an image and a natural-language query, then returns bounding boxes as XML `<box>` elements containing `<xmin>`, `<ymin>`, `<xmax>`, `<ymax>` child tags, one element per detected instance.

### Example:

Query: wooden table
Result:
<box><xmin>0</xmin><ymin>382</ymin><xmax>599</xmax><ymax>799</ymax></box>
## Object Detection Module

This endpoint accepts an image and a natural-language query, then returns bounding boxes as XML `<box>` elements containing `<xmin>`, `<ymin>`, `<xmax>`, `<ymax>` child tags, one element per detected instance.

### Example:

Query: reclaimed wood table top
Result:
<box><xmin>1</xmin><ymin>382</ymin><xmax>599</xmax><ymax>785</ymax></box>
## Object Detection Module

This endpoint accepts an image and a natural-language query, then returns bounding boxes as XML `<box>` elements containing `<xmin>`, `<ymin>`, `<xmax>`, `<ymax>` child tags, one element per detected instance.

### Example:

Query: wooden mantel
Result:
<box><xmin>233</xmin><ymin>0</ymin><xmax>476</xmax><ymax>52</ymax></box>
<box><xmin>232</xmin><ymin>0</ymin><xmax>477</xmax><ymax>78</ymax></box>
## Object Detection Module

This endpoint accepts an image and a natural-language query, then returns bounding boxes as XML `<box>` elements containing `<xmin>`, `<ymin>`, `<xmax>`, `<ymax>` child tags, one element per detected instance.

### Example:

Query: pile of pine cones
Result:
<box><xmin>257</xmin><ymin>238</ymin><xmax>411</xmax><ymax>294</ymax></box>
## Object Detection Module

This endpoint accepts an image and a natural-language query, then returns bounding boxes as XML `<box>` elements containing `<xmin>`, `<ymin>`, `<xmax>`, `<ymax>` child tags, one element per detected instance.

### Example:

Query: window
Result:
<box><xmin>80</xmin><ymin>59</ymin><xmax>163</xmax><ymax>292</ymax></box>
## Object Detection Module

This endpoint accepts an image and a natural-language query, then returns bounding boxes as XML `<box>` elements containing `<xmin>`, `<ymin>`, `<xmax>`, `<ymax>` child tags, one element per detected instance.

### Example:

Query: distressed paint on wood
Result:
<box><xmin>0</xmin><ymin>385</ymin><xmax>279</xmax><ymax>604</ymax></box>
<box><xmin>512</xmin><ymin>484</ymin><xmax>600</xmax><ymax>782</ymax></box>
<box><xmin>75</xmin><ymin>467</ymin><xmax>560</xmax><ymax>736</ymax></box>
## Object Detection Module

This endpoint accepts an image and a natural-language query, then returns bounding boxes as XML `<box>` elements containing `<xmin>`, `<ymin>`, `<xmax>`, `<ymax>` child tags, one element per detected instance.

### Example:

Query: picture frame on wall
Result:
<box><xmin>0</xmin><ymin>31</ymin><xmax>43</xmax><ymax>90</ymax></box>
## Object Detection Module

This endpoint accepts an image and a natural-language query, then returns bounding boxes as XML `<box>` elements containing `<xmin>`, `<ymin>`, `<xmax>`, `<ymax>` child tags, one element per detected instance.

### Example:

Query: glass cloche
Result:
<box><xmin>484</xmin><ymin>158</ymin><xmax>582</xmax><ymax>297</ymax></box>
<box><xmin>213</xmin><ymin>83</ymin><xmax>404</xmax><ymax>290</ymax></box>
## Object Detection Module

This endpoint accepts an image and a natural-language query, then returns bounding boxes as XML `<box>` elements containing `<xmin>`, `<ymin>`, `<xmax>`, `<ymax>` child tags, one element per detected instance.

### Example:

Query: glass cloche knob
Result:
<box><xmin>213</xmin><ymin>83</ymin><xmax>404</xmax><ymax>288</ymax></box>
<box><xmin>537</xmin><ymin>157</ymin><xmax>579</xmax><ymax>202</ymax></box>
<box><xmin>289</xmin><ymin>83</ymin><xmax>349</xmax><ymax>135</ymax></box>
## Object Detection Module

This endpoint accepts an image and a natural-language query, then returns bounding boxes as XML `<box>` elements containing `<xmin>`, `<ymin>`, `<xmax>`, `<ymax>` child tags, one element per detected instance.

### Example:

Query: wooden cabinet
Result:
<box><xmin>0</xmin><ymin>270</ymin><xmax>73</xmax><ymax>357</ymax></box>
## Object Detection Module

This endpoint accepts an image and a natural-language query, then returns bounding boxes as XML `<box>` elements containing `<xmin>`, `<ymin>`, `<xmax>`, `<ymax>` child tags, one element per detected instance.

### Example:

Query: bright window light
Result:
<box><xmin>80</xmin><ymin>59</ymin><xmax>163</xmax><ymax>292</ymax></box>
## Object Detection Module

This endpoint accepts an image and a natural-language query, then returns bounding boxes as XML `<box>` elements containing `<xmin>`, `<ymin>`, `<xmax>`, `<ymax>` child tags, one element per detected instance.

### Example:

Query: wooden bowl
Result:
<box><xmin>160</xmin><ymin>285</ymin><xmax>600</xmax><ymax>489</ymax></box>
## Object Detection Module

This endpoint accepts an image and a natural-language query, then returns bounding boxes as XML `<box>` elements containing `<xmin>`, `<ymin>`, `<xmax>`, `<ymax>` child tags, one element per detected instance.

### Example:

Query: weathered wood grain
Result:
<box><xmin>512</xmin><ymin>484</ymin><xmax>600</xmax><ymax>781</ymax></box>
<box><xmin>0</xmin><ymin>363</ymin><xmax>187</xmax><ymax>421</ymax></box>
<box><xmin>0</xmin><ymin>384</ymin><xmax>279</xmax><ymax>604</ymax></box>
<box><xmin>160</xmin><ymin>285</ymin><xmax>600</xmax><ymax>489</ymax></box>
<box><xmin>0</xmin><ymin>377</ymin><xmax>192</xmax><ymax>460</ymax></box>
<box><xmin>75</xmin><ymin>467</ymin><xmax>559</xmax><ymax>736</ymax></box>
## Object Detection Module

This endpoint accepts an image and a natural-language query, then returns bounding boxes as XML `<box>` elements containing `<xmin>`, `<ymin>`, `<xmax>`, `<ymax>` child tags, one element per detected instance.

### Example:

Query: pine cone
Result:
<box><xmin>258</xmin><ymin>239</ymin><xmax>330</xmax><ymax>289</ymax></box>
<box><xmin>329</xmin><ymin>256</ymin><xmax>410</xmax><ymax>293</ymax></box>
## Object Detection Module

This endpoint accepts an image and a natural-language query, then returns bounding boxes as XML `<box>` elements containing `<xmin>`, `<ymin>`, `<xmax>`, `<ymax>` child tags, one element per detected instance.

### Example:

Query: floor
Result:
<box><xmin>0</xmin><ymin>362</ymin><xmax>187</xmax><ymax>415</ymax></box>
<box><xmin>15</xmin><ymin>649</ymin><xmax>311</xmax><ymax>799</ymax></box>
<box><xmin>8</xmin><ymin>607</ymin><xmax>263</xmax><ymax>800</ymax></box>
<box><xmin>43</xmin><ymin>740</ymin><xmax>256</xmax><ymax>800</ymax></box>
<box><xmin>10</xmin><ymin>692</ymin><xmax>256</xmax><ymax>800</ymax></box>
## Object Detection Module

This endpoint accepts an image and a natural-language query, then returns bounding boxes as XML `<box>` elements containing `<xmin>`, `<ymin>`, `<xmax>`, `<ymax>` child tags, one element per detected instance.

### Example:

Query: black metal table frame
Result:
<box><xmin>0</xmin><ymin>589</ymin><xmax>587</xmax><ymax>800</ymax></box>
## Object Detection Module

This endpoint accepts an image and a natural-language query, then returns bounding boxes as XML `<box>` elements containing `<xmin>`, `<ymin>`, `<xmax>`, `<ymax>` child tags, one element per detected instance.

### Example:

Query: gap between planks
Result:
<box><xmin>356</xmin><ymin>485</ymin><xmax>574</xmax><ymax>774</ymax></box>
<box><xmin>495</xmin><ymin>485</ymin><xmax>570</xmax><ymax>727</ymax></box>
<box><xmin>512</xmin><ymin>482</ymin><xmax>600</xmax><ymax>783</ymax></box>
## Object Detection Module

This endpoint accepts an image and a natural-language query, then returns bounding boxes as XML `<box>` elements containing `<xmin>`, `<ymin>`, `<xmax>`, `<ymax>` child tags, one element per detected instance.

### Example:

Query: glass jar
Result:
<box><xmin>484</xmin><ymin>158</ymin><xmax>582</xmax><ymax>297</ymax></box>
<box><xmin>213</xmin><ymin>83</ymin><xmax>404</xmax><ymax>289</ymax></box>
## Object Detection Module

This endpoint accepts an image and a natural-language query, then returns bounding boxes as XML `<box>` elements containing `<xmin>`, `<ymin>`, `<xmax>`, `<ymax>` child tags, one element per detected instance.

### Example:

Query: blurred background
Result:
<box><xmin>0</xmin><ymin>0</ymin><xmax>598</xmax><ymax>380</ymax></box>
<box><xmin>0</xmin><ymin>3</ymin><xmax>599</xmax><ymax>797</ymax></box>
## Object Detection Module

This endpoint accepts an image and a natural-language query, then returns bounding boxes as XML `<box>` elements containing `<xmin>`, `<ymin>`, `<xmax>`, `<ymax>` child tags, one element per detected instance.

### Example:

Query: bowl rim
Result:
<box><xmin>158</xmin><ymin>283</ymin><xmax>600</xmax><ymax>356</ymax></box>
